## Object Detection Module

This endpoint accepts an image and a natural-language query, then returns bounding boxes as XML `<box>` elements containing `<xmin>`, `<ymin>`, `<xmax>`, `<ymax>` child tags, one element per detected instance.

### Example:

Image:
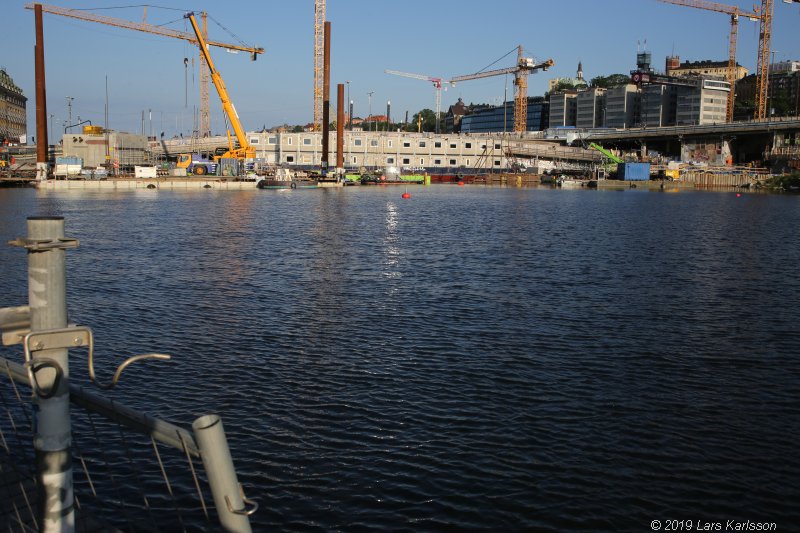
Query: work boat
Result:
<box><xmin>256</xmin><ymin>167</ymin><xmax>318</xmax><ymax>189</ymax></box>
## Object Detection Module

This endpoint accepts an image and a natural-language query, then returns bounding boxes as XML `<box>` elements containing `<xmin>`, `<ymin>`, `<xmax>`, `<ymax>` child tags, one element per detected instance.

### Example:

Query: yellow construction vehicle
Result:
<box><xmin>179</xmin><ymin>11</ymin><xmax>255</xmax><ymax>174</ymax></box>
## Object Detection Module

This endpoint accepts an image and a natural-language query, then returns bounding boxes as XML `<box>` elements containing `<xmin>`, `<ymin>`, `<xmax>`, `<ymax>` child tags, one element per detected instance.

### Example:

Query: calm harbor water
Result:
<box><xmin>1</xmin><ymin>185</ymin><xmax>798</xmax><ymax>531</ymax></box>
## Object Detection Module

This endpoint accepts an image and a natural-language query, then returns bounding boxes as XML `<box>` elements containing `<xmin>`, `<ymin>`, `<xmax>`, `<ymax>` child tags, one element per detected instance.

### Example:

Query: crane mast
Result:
<box><xmin>25</xmin><ymin>3</ymin><xmax>264</xmax><ymax>137</ymax></box>
<box><xmin>313</xmin><ymin>0</ymin><xmax>326</xmax><ymax>130</ymax></box>
<box><xmin>754</xmin><ymin>0</ymin><xmax>774</xmax><ymax>119</ymax></box>
<box><xmin>185</xmin><ymin>12</ymin><xmax>254</xmax><ymax>160</ymax></box>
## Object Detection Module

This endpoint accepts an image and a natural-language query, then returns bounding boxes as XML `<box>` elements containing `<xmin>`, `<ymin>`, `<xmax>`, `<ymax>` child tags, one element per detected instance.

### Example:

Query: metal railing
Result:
<box><xmin>1</xmin><ymin>217</ymin><xmax>255</xmax><ymax>532</ymax></box>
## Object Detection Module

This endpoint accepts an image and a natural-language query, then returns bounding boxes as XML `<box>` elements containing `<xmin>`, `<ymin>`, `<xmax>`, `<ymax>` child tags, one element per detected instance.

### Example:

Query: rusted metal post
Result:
<box><xmin>27</xmin><ymin>216</ymin><xmax>75</xmax><ymax>532</ymax></box>
<box><xmin>336</xmin><ymin>83</ymin><xmax>344</xmax><ymax>169</ymax></box>
<box><xmin>34</xmin><ymin>4</ymin><xmax>50</xmax><ymax>179</ymax></box>
<box><xmin>321</xmin><ymin>20</ymin><xmax>331</xmax><ymax>171</ymax></box>
<box><xmin>193</xmin><ymin>415</ymin><xmax>254</xmax><ymax>532</ymax></box>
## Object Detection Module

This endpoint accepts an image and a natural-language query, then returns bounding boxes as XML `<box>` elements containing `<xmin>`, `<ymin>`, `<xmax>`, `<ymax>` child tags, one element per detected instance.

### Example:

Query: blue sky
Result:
<box><xmin>3</xmin><ymin>0</ymin><xmax>799</xmax><ymax>138</ymax></box>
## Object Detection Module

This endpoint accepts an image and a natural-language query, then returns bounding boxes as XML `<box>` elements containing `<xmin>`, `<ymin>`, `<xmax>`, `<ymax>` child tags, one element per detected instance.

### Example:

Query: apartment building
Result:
<box><xmin>0</xmin><ymin>68</ymin><xmax>27</xmax><ymax>143</ymax></box>
<box><xmin>604</xmin><ymin>84</ymin><xmax>639</xmax><ymax>129</ymax></box>
<box><xmin>549</xmin><ymin>91</ymin><xmax>578</xmax><ymax>127</ymax></box>
<box><xmin>576</xmin><ymin>88</ymin><xmax>606</xmax><ymax>128</ymax></box>
<box><xmin>235</xmin><ymin>131</ymin><xmax>513</xmax><ymax>170</ymax></box>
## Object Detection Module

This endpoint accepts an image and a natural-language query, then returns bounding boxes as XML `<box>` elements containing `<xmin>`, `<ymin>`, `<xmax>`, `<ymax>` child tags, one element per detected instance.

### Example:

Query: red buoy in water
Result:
<box><xmin>402</xmin><ymin>192</ymin><xmax>411</xmax><ymax>199</ymax></box>
<box><xmin>736</xmin><ymin>193</ymin><xmax>741</xmax><ymax>197</ymax></box>
<box><xmin>457</xmin><ymin>181</ymin><xmax>465</xmax><ymax>187</ymax></box>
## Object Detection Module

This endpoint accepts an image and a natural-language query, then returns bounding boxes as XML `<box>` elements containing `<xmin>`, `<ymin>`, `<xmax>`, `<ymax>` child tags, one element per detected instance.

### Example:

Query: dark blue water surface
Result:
<box><xmin>1</xmin><ymin>185</ymin><xmax>799</xmax><ymax>531</ymax></box>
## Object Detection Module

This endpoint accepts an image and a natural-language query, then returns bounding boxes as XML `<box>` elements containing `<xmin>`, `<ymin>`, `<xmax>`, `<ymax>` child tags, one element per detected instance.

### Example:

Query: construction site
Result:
<box><xmin>1</xmin><ymin>0</ymin><xmax>799</xmax><ymax>189</ymax></box>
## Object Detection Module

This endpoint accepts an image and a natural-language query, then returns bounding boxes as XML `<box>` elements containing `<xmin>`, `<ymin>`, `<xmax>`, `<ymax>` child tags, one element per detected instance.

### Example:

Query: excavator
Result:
<box><xmin>177</xmin><ymin>12</ymin><xmax>256</xmax><ymax>175</ymax></box>
<box><xmin>588</xmin><ymin>142</ymin><xmax>624</xmax><ymax>164</ymax></box>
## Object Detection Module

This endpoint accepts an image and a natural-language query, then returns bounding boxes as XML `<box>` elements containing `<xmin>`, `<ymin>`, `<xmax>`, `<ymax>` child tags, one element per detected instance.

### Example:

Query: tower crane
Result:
<box><xmin>313</xmin><ymin>0</ymin><xmax>326</xmax><ymax>130</ymax></box>
<box><xmin>753</xmin><ymin>0</ymin><xmax>774</xmax><ymax>119</ymax></box>
<box><xmin>656</xmin><ymin>0</ymin><xmax>760</xmax><ymax>122</ymax></box>
<box><xmin>450</xmin><ymin>46</ymin><xmax>554</xmax><ymax>133</ymax></box>
<box><xmin>384</xmin><ymin>70</ymin><xmax>448</xmax><ymax>133</ymax></box>
<box><xmin>25</xmin><ymin>2</ymin><xmax>264</xmax><ymax>137</ymax></box>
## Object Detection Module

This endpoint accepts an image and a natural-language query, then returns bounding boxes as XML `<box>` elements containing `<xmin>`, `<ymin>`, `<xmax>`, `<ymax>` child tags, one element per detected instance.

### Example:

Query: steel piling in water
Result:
<box><xmin>34</xmin><ymin>4</ymin><xmax>50</xmax><ymax>176</ymax></box>
<box><xmin>337</xmin><ymin>83</ymin><xmax>344</xmax><ymax>169</ymax></box>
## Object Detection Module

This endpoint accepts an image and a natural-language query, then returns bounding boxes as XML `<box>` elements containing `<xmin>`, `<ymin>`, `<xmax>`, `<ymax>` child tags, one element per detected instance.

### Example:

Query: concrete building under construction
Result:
<box><xmin>61</xmin><ymin>128</ymin><xmax>150</xmax><ymax>168</ymax></box>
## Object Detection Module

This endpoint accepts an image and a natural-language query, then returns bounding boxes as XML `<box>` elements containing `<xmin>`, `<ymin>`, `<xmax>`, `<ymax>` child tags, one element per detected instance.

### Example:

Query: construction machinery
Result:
<box><xmin>588</xmin><ymin>143</ymin><xmax>624</xmax><ymax>165</ymax></box>
<box><xmin>384</xmin><ymin>70</ymin><xmax>448</xmax><ymax>133</ymax></box>
<box><xmin>450</xmin><ymin>47</ymin><xmax>554</xmax><ymax>133</ymax></box>
<box><xmin>177</xmin><ymin>12</ymin><xmax>255</xmax><ymax>175</ymax></box>
<box><xmin>26</xmin><ymin>3</ymin><xmax>263</xmax><ymax>137</ymax></box>
<box><xmin>656</xmin><ymin>0</ymin><xmax>760</xmax><ymax>122</ymax></box>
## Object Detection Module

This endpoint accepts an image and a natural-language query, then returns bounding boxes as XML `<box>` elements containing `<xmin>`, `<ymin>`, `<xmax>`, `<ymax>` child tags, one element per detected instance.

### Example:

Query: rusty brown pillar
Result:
<box><xmin>321</xmin><ymin>21</ymin><xmax>331</xmax><ymax>170</ymax></box>
<box><xmin>34</xmin><ymin>3</ymin><xmax>49</xmax><ymax>167</ymax></box>
<box><xmin>336</xmin><ymin>83</ymin><xmax>344</xmax><ymax>169</ymax></box>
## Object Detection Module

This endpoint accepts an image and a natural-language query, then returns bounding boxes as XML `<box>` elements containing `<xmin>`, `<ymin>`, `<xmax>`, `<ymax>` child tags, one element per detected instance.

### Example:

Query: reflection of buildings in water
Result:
<box><xmin>306</xmin><ymin>191</ymin><xmax>353</xmax><ymax>337</ymax></box>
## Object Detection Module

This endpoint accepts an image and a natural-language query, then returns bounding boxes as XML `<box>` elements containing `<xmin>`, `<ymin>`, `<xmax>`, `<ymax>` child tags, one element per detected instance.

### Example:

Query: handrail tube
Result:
<box><xmin>1</xmin><ymin>356</ymin><xmax>199</xmax><ymax>457</ymax></box>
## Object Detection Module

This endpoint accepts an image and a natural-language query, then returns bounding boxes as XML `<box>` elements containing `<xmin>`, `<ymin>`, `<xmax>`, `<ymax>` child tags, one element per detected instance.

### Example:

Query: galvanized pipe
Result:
<box><xmin>193</xmin><ymin>415</ymin><xmax>253</xmax><ymax>532</ymax></box>
<box><xmin>27</xmin><ymin>216</ymin><xmax>74</xmax><ymax>532</ymax></box>
<box><xmin>337</xmin><ymin>83</ymin><xmax>344</xmax><ymax>169</ymax></box>
<box><xmin>2</xmin><ymin>355</ymin><xmax>200</xmax><ymax>456</ymax></box>
<box><xmin>34</xmin><ymin>4</ymin><xmax>49</xmax><ymax>167</ymax></box>
<box><xmin>321</xmin><ymin>20</ymin><xmax>331</xmax><ymax>168</ymax></box>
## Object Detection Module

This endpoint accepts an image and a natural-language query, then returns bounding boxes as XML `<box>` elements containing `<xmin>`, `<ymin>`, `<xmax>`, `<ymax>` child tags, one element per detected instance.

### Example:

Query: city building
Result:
<box><xmin>460</xmin><ymin>97</ymin><xmax>548</xmax><ymax>133</ymax></box>
<box><xmin>676</xmin><ymin>78</ymin><xmax>730</xmax><ymax>125</ymax></box>
<box><xmin>736</xmin><ymin>66</ymin><xmax>800</xmax><ymax>117</ymax></box>
<box><xmin>640</xmin><ymin>84</ymin><xmax>677</xmax><ymax>127</ymax></box>
<box><xmin>209</xmin><ymin>131</ymin><xmax>516</xmax><ymax>170</ymax></box>
<box><xmin>576</xmin><ymin>88</ymin><xmax>606</xmax><ymax>128</ymax></box>
<box><xmin>548</xmin><ymin>61</ymin><xmax>588</xmax><ymax>92</ymax></box>
<box><xmin>769</xmin><ymin>60</ymin><xmax>800</xmax><ymax>74</ymax></box>
<box><xmin>666</xmin><ymin>58</ymin><xmax>749</xmax><ymax>81</ymax></box>
<box><xmin>549</xmin><ymin>91</ymin><xmax>578</xmax><ymax>127</ymax></box>
<box><xmin>605</xmin><ymin>84</ymin><xmax>640</xmax><ymax>128</ymax></box>
<box><xmin>0</xmin><ymin>68</ymin><xmax>27</xmax><ymax>144</ymax></box>
<box><xmin>444</xmin><ymin>98</ymin><xmax>469</xmax><ymax>133</ymax></box>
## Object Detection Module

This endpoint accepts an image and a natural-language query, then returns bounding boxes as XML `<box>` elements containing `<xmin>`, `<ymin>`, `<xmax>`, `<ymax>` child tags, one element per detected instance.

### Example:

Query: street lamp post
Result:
<box><xmin>65</xmin><ymin>96</ymin><xmax>74</xmax><ymax>133</ymax></box>
<box><xmin>368</xmin><ymin>91</ymin><xmax>374</xmax><ymax>132</ymax></box>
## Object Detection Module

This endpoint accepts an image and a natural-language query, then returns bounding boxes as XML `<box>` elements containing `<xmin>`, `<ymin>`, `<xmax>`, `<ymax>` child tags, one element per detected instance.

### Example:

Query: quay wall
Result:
<box><xmin>37</xmin><ymin>178</ymin><xmax>257</xmax><ymax>190</ymax></box>
<box><xmin>679</xmin><ymin>170</ymin><xmax>767</xmax><ymax>188</ymax></box>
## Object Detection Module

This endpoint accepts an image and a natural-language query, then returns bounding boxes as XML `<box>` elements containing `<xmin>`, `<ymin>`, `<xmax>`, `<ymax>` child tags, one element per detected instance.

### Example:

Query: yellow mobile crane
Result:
<box><xmin>178</xmin><ymin>11</ymin><xmax>256</xmax><ymax>175</ymax></box>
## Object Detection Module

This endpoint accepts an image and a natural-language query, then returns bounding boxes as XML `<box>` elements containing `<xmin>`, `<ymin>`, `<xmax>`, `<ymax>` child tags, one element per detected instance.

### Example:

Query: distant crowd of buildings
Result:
<box><xmin>2</xmin><ymin>53</ymin><xmax>799</xmax><ymax>146</ymax></box>
<box><xmin>446</xmin><ymin>55</ymin><xmax>800</xmax><ymax>134</ymax></box>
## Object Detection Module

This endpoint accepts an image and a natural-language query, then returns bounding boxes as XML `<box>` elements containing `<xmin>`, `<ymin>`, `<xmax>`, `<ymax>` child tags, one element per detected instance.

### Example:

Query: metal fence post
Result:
<box><xmin>27</xmin><ymin>216</ymin><xmax>75</xmax><ymax>532</ymax></box>
<box><xmin>192</xmin><ymin>415</ymin><xmax>254</xmax><ymax>532</ymax></box>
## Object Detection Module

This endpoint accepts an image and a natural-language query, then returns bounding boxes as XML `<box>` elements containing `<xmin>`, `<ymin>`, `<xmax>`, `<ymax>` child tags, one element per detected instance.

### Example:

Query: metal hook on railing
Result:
<box><xmin>23</xmin><ymin>326</ymin><xmax>170</xmax><ymax>391</ymax></box>
<box><xmin>83</xmin><ymin>328</ymin><xmax>171</xmax><ymax>390</ymax></box>
<box><xmin>22</xmin><ymin>357</ymin><xmax>64</xmax><ymax>399</ymax></box>
<box><xmin>224</xmin><ymin>484</ymin><xmax>258</xmax><ymax>516</ymax></box>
